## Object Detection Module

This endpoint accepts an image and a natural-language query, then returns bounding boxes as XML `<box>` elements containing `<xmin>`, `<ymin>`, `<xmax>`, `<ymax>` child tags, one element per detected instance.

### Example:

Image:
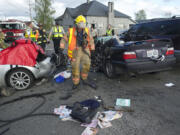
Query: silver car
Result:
<box><xmin>0</xmin><ymin>56</ymin><xmax>55</xmax><ymax>90</ymax></box>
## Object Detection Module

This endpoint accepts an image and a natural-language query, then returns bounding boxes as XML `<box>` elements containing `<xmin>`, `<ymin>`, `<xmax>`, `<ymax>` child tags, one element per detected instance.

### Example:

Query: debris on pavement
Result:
<box><xmin>116</xmin><ymin>98</ymin><xmax>131</xmax><ymax>107</ymax></box>
<box><xmin>81</xmin><ymin>119</ymin><xmax>99</xmax><ymax>128</ymax></box>
<box><xmin>81</xmin><ymin>112</ymin><xmax>100</xmax><ymax>128</ymax></box>
<box><xmin>165</xmin><ymin>83</ymin><xmax>175</xmax><ymax>87</ymax></box>
<box><xmin>54</xmin><ymin>105</ymin><xmax>72</xmax><ymax>119</ymax></box>
<box><xmin>55</xmin><ymin>75</ymin><xmax>65</xmax><ymax>83</ymax></box>
<box><xmin>54</xmin><ymin>70</ymin><xmax>71</xmax><ymax>79</ymax></box>
<box><xmin>98</xmin><ymin>111</ymin><xmax>123</xmax><ymax>129</ymax></box>
<box><xmin>54</xmin><ymin>99</ymin><xmax>123</xmax><ymax>135</ymax></box>
<box><xmin>70</xmin><ymin>100</ymin><xmax>100</xmax><ymax>123</ymax></box>
<box><xmin>98</xmin><ymin>118</ymin><xmax>112</xmax><ymax>129</ymax></box>
<box><xmin>81</xmin><ymin>127</ymin><xmax>98</xmax><ymax>135</ymax></box>
<box><xmin>54</xmin><ymin>70</ymin><xmax>71</xmax><ymax>83</ymax></box>
<box><xmin>99</xmin><ymin>111</ymin><xmax>123</xmax><ymax>121</ymax></box>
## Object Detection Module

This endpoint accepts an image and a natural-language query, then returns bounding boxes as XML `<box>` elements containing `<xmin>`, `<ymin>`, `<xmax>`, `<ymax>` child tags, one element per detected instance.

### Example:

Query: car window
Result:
<box><xmin>164</xmin><ymin>19</ymin><xmax>180</xmax><ymax>35</ymax></box>
<box><xmin>129</xmin><ymin>24</ymin><xmax>140</xmax><ymax>33</ymax></box>
<box><xmin>139</xmin><ymin>19</ymin><xmax>180</xmax><ymax>35</ymax></box>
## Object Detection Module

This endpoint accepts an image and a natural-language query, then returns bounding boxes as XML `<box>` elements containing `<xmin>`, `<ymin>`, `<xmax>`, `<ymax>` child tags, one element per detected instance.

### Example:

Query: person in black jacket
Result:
<box><xmin>37</xmin><ymin>23</ymin><xmax>47</xmax><ymax>51</ymax></box>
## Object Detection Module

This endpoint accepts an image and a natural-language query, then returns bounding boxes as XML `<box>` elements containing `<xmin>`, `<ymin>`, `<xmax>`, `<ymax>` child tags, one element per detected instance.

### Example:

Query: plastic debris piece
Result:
<box><xmin>81</xmin><ymin>127</ymin><xmax>98</xmax><ymax>135</ymax></box>
<box><xmin>54</xmin><ymin>105</ymin><xmax>72</xmax><ymax>119</ymax></box>
<box><xmin>54</xmin><ymin>70</ymin><xmax>71</xmax><ymax>79</ymax></box>
<box><xmin>165</xmin><ymin>83</ymin><xmax>175</xmax><ymax>87</ymax></box>
<box><xmin>98</xmin><ymin>119</ymin><xmax>112</xmax><ymax>129</ymax></box>
<box><xmin>116</xmin><ymin>98</ymin><xmax>131</xmax><ymax>107</ymax></box>
<box><xmin>81</xmin><ymin>119</ymin><xmax>98</xmax><ymax>128</ymax></box>
<box><xmin>55</xmin><ymin>75</ymin><xmax>65</xmax><ymax>83</ymax></box>
<box><xmin>99</xmin><ymin>111</ymin><xmax>123</xmax><ymax>122</ymax></box>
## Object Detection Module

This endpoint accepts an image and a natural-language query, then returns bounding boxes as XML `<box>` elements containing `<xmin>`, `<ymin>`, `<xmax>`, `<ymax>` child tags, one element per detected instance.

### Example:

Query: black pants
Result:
<box><xmin>53</xmin><ymin>38</ymin><xmax>61</xmax><ymax>54</ymax></box>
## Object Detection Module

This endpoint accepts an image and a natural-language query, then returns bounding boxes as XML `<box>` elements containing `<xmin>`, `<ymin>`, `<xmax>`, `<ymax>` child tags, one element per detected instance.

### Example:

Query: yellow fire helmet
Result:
<box><xmin>75</xmin><ymin>15</ymin><xmax>86</xmax><ymax>24</ymax></box>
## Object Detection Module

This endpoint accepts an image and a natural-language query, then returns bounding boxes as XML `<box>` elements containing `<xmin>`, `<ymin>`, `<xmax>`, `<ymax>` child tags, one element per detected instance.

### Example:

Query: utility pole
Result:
<box><xmin>28</xmin><ymin>0</ymin><xmax>32</xmax><ymax>21</ymax></box>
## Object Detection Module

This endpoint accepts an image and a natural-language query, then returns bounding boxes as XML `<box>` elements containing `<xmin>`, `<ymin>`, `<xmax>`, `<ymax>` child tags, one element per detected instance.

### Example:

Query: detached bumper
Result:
<box><xmin>113</xmin><ymin>56</ymin><xmax>176</xmax><ymax>73</ymax></box>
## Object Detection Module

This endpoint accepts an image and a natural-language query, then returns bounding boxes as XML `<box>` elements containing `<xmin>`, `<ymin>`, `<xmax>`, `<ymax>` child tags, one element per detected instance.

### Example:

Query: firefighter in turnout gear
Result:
<box><xmin>37</xmin><ymin>23</ymin><xmax>47</xmax><ymax>51</ymax></box>
<box><xmin>48</xmin><ymin>22</ymin><xmax>64</xmax><ymax>54</ymax></box>
<box><xmin>60</xmin><ymin>15</ymin><xmax>96</xmax><ymax>90</ymax></box>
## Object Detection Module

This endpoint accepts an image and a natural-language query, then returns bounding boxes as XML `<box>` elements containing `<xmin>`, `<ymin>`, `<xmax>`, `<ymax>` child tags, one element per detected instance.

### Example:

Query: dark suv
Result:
<box><xmin>122</xmin><ymin>17</ymin><xmax>180</xmax><ymax>62</ymax></box>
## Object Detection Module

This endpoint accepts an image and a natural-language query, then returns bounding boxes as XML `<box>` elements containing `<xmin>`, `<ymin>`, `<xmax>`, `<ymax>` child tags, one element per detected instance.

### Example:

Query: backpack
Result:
<box><xmin>70</xmin><ymin>100</ymin><xmax>100</xmax><ymax>123</ymax></box>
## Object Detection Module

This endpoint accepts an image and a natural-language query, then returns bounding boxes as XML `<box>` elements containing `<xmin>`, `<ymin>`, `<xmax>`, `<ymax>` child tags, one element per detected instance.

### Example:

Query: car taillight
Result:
<box><xmin>123</xmin><ymin>52</ymin><xmax>137</xmax><ymax>59</ymax></box>
<box><xmin>166</xmin><ymin>47</ymin><xmax>174</xmax><ymax>55</ymax></box>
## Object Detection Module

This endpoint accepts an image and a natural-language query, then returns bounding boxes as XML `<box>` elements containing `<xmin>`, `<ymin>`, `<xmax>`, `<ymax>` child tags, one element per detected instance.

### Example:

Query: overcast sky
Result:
<box><xmin>0</xmin><ymin>0</ymin><xmax>180</xmax><ymax>21</ymax></box>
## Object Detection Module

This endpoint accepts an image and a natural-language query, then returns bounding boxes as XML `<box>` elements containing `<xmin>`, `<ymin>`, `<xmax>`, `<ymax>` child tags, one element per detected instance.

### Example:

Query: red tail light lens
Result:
<box><xmin>166</xmin><ymin>47</ymin><xmax>174</xmax><ymax>55</ymax></box>
<box><xmin>123</xmin><ymin>52</ymin><xmax>137</xmax><ymax>59</ymax></box>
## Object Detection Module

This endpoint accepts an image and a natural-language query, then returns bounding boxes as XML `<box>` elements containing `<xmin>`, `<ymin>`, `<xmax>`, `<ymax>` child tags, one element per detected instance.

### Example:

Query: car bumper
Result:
<box><xmin>175</xmin><ymin>50</ymin><xmax>180</xmax><ymax>63</ymax></box>
<box><xmin>113</xmin><ymin>56</ymin><xmax>176</xmax><ymax>74</ymax></box>
<box><xmin>0</xmin><ymin>57</ymin><xmax>55</xmax><ymax>87</ymax></box>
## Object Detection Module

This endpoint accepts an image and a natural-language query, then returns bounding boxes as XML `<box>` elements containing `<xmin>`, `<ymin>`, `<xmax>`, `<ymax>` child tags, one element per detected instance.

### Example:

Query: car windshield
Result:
<box><xmin>0</xmin><ymin>24</ymin><xmax>22</xmax><ymax>30</ymax></box>
<box><xmin>113</xmin><ymin>35</ymin><xmax>125</xmax><ymax>46</ymax></box>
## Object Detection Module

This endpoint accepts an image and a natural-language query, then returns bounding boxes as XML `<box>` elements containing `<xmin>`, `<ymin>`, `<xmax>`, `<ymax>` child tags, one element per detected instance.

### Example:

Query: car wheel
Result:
<box><xmin>7</xmin><ymin>68</ymin><xmax>34</xmax><ymax>90</ymax></box>
<box><xmin>104</xmin><ymin>60</ymin><xmax>115</xmax><ymax>78</ymax></box>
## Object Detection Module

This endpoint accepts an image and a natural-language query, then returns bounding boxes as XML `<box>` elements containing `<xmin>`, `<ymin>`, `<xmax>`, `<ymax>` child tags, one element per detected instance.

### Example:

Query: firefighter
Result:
<box><xmin>0</xmin><ymin>28</ymin><xmax>6</xmax><ymax>49</ymax></box>
<box><xmin>60</xmin><ymin>15</ymin><xmax>96</xmax><ymax>90</ymax></box>
<box><xmin>37</xmin><ymin>23</ymin><xmax>47</xmax><ymax>51</ymax></box>
<box><xmin>48</xmin><ymin>22</ymin><xmax>64</xmax><ymax>54</ymax></box>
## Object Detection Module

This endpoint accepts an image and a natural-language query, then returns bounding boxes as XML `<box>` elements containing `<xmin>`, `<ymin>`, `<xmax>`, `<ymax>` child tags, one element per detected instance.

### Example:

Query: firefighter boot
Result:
<box><xmin>72</xmin><ymin>83</ymin><xmax>80</xmax><ymax>90</ymax></box>
<box><xmin>82</xmin><ymin>79</ymin><xmax>97</xmax><ymax>90</ymax></box>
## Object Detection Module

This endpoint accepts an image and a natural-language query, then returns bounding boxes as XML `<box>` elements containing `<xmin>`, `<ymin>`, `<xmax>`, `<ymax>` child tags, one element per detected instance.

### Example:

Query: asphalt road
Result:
<box><xmin>0</xmin><ymin>64</ymin><xmax>180</xmax><ymax>135</ymax></box>
<box><xmin>0</xmin><ymin>43</ymin><xmax>180</xmax><ymax>135</ymax></box>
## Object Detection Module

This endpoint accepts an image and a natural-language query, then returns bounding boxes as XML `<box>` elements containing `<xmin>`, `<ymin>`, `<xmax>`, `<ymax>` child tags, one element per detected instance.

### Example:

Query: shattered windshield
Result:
<box><xmin>113</xmin><ymin>35</ymin><xmax>125</xmax><ymax>46</ymax></box>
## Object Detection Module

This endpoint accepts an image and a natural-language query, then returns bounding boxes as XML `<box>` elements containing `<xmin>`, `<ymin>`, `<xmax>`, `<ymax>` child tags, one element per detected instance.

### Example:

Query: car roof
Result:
<box><xmin>137</xmin><ymin>17</ymin><xmax>180</xmax><ymax>25</ymax></box>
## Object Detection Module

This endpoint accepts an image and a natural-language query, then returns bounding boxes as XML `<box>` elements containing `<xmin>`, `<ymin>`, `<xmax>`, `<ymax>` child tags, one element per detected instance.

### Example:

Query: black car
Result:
<box><xmin>122</xmin><ymin>17</ymin><xmax>180</xmax><ymax>62</ymax></box>
<box><xmin>92</xmin><ymin>36</ymin><xmax>176</xmax><ymax>78</ymax></box>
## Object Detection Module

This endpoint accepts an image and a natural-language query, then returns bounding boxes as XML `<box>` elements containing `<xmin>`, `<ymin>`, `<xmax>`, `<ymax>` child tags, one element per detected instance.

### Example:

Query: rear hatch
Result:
<box><xmin>123</xmin><ymin>39</ymin><xmax>174</xmax><ymax>62</ymax></box>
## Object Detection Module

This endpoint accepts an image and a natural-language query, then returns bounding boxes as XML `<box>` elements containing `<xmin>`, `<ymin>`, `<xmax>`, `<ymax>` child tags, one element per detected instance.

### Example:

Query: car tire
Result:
<box><xmin>104</xmin><ymin>60</ymin><xmax>115</xmax><ymax>78</ymax></box>
<box><xmin>7</xmin><ymin>68</ymin><xmax>34</xmax><ymax>90</ymax></box>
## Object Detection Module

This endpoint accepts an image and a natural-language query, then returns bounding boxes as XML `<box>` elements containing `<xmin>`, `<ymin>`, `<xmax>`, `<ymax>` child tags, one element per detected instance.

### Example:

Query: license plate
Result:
<box><xmin>147</xmin><ymin>49</ymin><xmax>159</xmax><ymax>58</ymax></box>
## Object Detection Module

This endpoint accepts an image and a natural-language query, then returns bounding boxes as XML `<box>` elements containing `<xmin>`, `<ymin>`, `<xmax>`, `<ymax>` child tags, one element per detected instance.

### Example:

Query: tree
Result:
<box><xmin>135</xmin><ymin>9</ymin><xmax>147</xmax><ymax>21</ymax></box>
<box><xmin>34</xmin><ymin>0</ymin><xmax>55</xmax><ymax>30</ymax></box>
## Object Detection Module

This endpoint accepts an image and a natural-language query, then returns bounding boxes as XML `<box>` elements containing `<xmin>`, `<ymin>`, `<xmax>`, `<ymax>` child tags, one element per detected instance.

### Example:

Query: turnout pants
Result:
<box><xmin>71</xmin><ymin>47</ymin><xmax>91</xmax><ymax>85</ymax></box>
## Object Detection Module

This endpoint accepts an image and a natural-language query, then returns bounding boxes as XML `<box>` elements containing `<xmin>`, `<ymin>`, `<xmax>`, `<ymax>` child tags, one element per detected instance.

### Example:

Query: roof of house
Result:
<box><xmin>56</xmin><ymin>0</ymin><xmax>130</xmax><ymax>20</ymax></box>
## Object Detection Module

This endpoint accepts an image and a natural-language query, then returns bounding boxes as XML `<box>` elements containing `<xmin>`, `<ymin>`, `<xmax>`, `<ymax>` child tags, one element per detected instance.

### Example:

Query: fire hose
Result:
<box><xmin>0</xmin><ymin>91</ymin><xmax>58</xmax><ymax>134</ymax></box>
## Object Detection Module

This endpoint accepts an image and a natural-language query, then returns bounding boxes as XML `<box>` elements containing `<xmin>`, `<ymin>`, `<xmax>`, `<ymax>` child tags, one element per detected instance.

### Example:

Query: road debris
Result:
<box><xmin>165</xmin><ymin>83</ymin><xmax>175</xmax><ymax>87</ymax></box>
<box><xmin>54</xmin><ymin>105</ymin><xmax>72</xmax><ymax>119</ymax></box>
<box><xmin>116</xmin><ymin>98</ymin><xmax>131</xmax><ymax>107</ymax></box>
<box><xmin>54</xmin><ymin>70</ymin><xmax>71</xmax><ymax>79</ymax></box>
<box><xmin>54</xmin><ymin>99</ymin><xmax>123</xmax><ymax>135</ymax></box>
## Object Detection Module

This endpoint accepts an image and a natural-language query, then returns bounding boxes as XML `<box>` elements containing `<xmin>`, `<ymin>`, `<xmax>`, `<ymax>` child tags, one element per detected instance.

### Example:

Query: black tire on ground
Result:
<box><xmin>7</xmin><ymin>68</ymin><xmax>34</xmax><ymax>90</ymax></box>
<box><xmin>104</xmin><ymin>60</ymin><xmax>115</xmax><ymax>78</ymax></box>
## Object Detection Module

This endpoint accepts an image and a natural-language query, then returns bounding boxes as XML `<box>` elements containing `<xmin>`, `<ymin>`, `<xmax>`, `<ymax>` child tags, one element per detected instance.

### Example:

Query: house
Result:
<box><xmin>55</xmin><ymin>0</ymin><xmax>135</xmax><ymax>35</ymax></box>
